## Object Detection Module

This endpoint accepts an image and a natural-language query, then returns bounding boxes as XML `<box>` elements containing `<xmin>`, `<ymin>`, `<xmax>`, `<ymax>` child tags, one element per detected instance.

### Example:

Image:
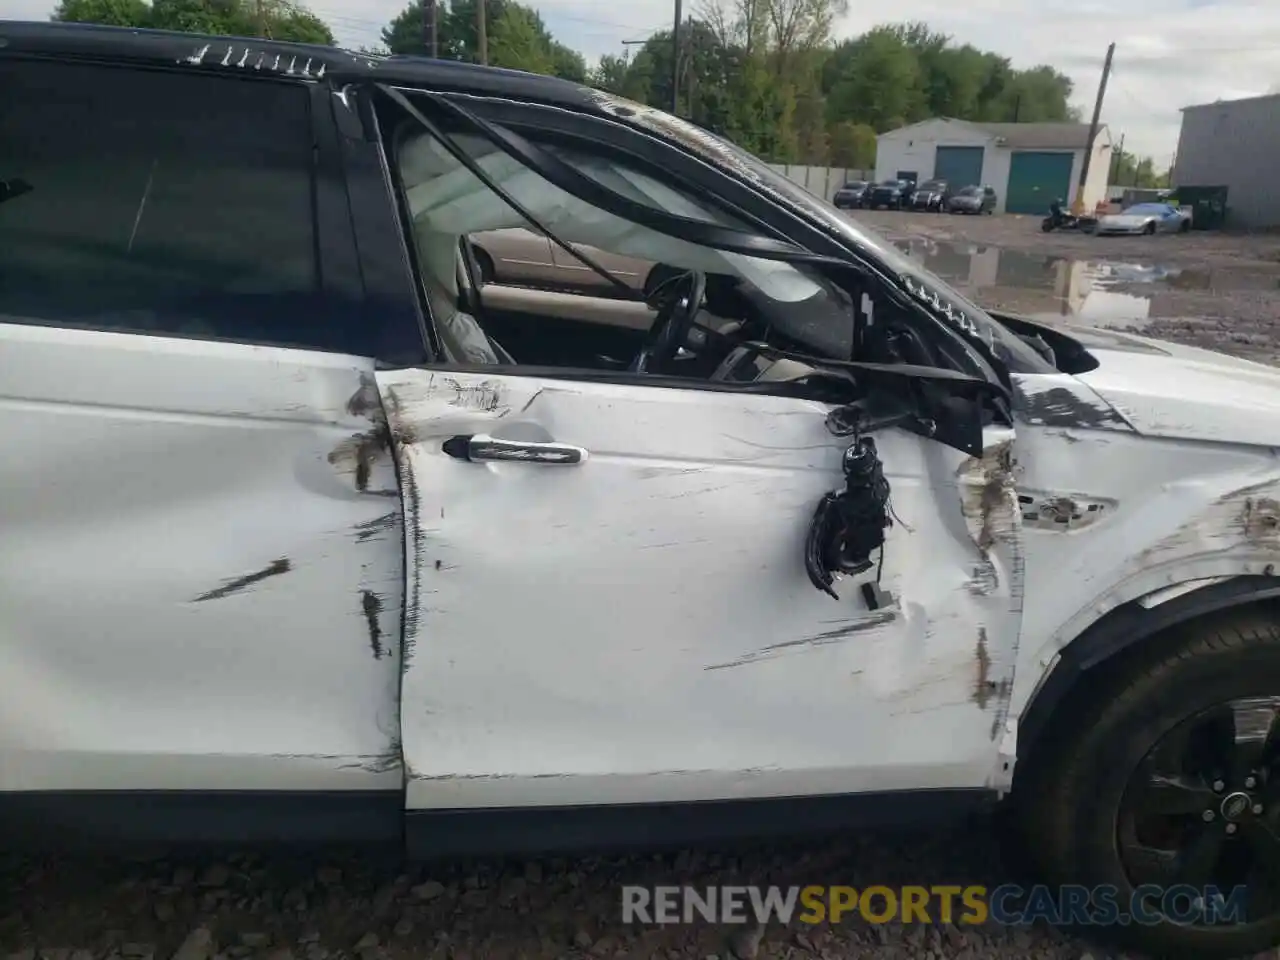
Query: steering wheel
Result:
<box><xmin>631</xmin><ymin>269</ymin><xmax>706</xmax><ymax>374</ymax></box>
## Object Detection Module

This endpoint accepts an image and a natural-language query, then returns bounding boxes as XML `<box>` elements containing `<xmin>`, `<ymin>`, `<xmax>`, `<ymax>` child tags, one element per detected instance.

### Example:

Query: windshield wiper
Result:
<box><xmin>377</xmin><ymin>83</ymin><xmax>635</xmax><ymax>297</ymax></box>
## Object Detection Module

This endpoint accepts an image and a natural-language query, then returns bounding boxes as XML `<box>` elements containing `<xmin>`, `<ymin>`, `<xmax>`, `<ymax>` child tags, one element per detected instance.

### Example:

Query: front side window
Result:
<box><xmin>391</xmin><ymin>112</ymin><xmax>860</xmax><ymax>372</ymax></box>
<box><xmin>0</xmin><ymin>60</ymin><xmax>363</xmax><ymax>354</ymax></box>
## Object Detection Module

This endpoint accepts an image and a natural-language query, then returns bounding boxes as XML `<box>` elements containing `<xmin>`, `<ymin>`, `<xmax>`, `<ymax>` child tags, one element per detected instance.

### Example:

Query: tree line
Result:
<box><xmin>49</xmin><ymin>0</ymin><xmax>1168</xmax><ymax>184</ymax></box>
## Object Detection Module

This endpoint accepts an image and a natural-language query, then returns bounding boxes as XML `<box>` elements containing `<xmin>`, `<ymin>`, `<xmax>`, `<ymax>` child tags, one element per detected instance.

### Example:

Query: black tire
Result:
<box><xmin>1181</xmin><ymin>219</ymin><xmax>1192</xmax><ymax>233</ymax></box>
<box><xmin>1144</xmin><ymin>221</ymin><xmax>1157</xmax><ymax>235</ymax></box>
<box><xmin>1015</xmin><ymin>614</ymin><xmax>1280</xmax><ymax>958</ymax></box>
<box><xmin>471</xmin><ymin>245</ymin><xmax>495</xmax><ymax>284</ymax></box>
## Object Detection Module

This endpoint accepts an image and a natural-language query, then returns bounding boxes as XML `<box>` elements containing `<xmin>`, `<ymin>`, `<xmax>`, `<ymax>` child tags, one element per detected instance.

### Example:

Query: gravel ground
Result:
<box><xmin>0</xmin><ymin>820</ymin><xmax>1144</xmax><ymax>960</ymax></box>
<box><xmin>6</xmin><ymin>214</ymin><xmax>1280</xmax><ymax>960</ymax></box>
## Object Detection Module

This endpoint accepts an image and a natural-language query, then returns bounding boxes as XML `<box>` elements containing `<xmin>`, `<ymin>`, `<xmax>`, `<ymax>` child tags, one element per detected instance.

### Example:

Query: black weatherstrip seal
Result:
<box><xmin>377</xmin><ymin>82</ymin><xmax>634</xmax><ymax>296</ymax></box>
<box><xmin>383</xmin><ymin>83</ymin><xmax>848</xmax><ymax>268</ymax></box>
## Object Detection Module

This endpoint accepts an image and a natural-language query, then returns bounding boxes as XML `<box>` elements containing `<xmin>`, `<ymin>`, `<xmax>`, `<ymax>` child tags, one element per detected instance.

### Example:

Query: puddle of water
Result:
<box><xmin>887</xmin><ymin>238</ymin><xmax>1210</xmax><ymax>328</ymax></box>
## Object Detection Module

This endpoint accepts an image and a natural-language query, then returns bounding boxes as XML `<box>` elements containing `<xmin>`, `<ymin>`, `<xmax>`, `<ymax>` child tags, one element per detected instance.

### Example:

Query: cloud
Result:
<box><xmin>8</xmin><ymin>0</ymin><xmax>1278</xmax><ymax>163</ymax></box>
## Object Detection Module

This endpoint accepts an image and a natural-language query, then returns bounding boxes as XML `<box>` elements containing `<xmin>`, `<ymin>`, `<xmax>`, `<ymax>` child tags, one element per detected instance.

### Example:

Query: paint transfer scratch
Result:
<box><xmin>957</xmin><ymin>440</ymin><xmax>1018</xmax><ymax>552</ymax></box>
<box><xmin>704</xmin><ymin>611</ymin><xmax>896</xmax><ymax>670</ymax></box>
<box><xmin>346</xmin><ymin>371</ymin><xmax>382</xmax><ymax>419</ymax></box>
<box><xmin>361</xmin><ymin>589</ymin><xmax>385</xmax><ymax>659</ymax></box>
<box><xmin>353</xmin><ymin>512</ymin><xmax>398</xmax><ymax>543</ymax></box>
<box><xmin>273</xmin><ymin>747</ymin><xmax>401</xmax><ymax>775</ymax></box>
<box><xmin>193</xmin><ymin>558</ymin><xmax>291</xmax><ymax>602</ymax></box>
<box><xmin>1241</xmin><ymin>497</ymin><xmax>1280</xmax><ymax>543</ymax></box>
<box><xmin>328</xmin><ymin>428</ymin><xmax>391</xmax><ymax>493</ymax></box>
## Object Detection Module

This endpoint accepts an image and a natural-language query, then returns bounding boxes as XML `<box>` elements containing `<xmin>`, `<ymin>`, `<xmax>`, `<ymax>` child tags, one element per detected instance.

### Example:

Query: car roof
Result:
<box><xmin>0</xmin><ymin>19</ymin><xmax>596</xmax><ymax>108</ymax></box>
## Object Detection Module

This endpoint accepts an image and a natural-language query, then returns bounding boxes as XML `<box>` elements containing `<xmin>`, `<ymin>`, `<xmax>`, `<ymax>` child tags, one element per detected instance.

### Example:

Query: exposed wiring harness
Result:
<box><xmin>804</xmin><ymin>404</ymin><xmax>899</xmax><ymax>600</ymax></box>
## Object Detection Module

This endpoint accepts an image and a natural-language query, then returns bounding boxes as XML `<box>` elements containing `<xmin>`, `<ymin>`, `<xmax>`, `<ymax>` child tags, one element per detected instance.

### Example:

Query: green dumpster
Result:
<box><xmin>1169</xmin><ymin>185</ymin><xmax>1229</xmax><ymax>230</ymax></box>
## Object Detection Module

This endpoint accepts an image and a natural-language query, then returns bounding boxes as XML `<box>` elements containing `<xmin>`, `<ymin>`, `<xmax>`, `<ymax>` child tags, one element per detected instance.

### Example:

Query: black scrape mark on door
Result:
<box><xmin>193</xmin><ymin>558</ymin><xmax>291</xmax><ymax>602</ymax></box>
<box><xmin>362</xmin><ymin>590</ymin><xmax>385</xmax><ymax>659</ymax></box>
<box><xmin>704</xmin><ymin>611</ymin><xmax>896</xmax><ymax>671</ymax></box>
<box><xmin>353</xmin><ymin>512</ymin><xmax>397</xmax><ymax>543</ymax></box>
<box><xmin>328</xmin><ymin>427</ymin><xmax>392</xmax><ymax>493</ymax></box>
<box><xmin>346</xmin><ymin>371</ymin><xmax>382</xmax><ymax>419</ymax></box>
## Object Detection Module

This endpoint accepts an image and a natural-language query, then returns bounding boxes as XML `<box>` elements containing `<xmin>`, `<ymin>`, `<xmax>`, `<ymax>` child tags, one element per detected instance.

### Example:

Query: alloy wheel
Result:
<box><xmin>1117</xmin><ymin>696</ymin><xmax>1280</xmax><ymax>925</ymax></box>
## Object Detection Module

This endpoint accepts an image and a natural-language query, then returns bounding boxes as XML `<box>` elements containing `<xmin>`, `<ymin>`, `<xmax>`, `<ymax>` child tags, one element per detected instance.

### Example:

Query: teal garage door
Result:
<box><xmin>1005</xmin><ymin>151</ymin><xmax>1075</xmax><ymax>215</ymax></box>
<box><xmin>933</xmin><ymin>146</ymin><xmax>984</xmax><ymax>188</ymax></box>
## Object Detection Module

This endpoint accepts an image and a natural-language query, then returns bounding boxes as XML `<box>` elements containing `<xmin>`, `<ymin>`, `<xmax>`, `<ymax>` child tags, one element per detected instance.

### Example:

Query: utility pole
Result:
<box><xmin>1073</xmin><ymin>41</ymin><xmax>1114</xmax><ymax>215</ymax></box>
<box><xmin>670</xmin><ymin>0</ymin><xmax>682</xmax><ymax>115</ymax></box>
<box><xmin>423</xmin><ymin>0</ymin><xmax>438</xmax><ymax>57</ymax></box>
<box><xmin>477</xmin><ymin>0</ymin><xmax>487</xmax><ymax>64</ymax></box>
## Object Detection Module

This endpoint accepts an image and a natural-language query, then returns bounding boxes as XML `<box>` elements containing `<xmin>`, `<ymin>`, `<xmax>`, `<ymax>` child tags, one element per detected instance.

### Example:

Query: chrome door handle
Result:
<box><xmin>442</xmin><ymin>434</ymin><xmax>588</xmax><ymax>465</ymax></box>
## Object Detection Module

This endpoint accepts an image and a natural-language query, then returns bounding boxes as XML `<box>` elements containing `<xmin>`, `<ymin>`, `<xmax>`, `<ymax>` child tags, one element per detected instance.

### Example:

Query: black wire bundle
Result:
<box><xmin>804</xmin><ymin>435</ymin><xmax>894</xmax><ymax>599</ymax></box>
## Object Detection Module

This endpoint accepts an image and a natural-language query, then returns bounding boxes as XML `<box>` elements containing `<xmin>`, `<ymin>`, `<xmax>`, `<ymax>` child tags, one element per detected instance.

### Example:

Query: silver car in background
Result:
<box><xmin>470</xmin><ymin>227</ymin><xmax>676</xmax><ymax>299</ymax></box>
<box><xmin>1093</xmin><ymin>202</ymin><xmax>1192</xmax><ymax>236</ymax></box>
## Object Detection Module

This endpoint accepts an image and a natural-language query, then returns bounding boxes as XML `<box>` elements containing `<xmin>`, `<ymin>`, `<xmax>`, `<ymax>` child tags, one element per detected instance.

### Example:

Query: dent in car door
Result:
<box><xmin>0</xmin><ymin>325</ymin><xmax>404</xmax><ymax>792</ymax></box>
<box><xmin>377</xmin><ymin>370</ymin><xmax>1024</xmax><ymax>811</ymax></box>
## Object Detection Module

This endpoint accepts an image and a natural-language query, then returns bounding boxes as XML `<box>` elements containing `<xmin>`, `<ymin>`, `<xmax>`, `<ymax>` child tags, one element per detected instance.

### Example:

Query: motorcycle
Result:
<box><xmin>1041</xmin><ymin>200</ymin><xmax>1089</xmax><ymax>232</ymax></box>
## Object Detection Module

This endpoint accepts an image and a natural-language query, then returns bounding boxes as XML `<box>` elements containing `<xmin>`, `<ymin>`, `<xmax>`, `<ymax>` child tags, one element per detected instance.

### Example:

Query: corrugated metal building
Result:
<box><xmin>874</xmin><ymin>118</ymin><xmax>1111</xmax><ymax>215</ymax></box>
<box><xmin>1173</xmin><ymin>92</ymin><xmax>1280</xmax><ymax>228</ymax></box>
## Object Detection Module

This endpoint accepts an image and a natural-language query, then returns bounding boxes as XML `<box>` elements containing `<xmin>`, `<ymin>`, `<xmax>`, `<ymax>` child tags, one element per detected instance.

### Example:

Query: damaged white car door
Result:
<box><xmin>371</xmin><ymin>90</ymin><xmax>1026</xmax><ymax>810</ymax></box>
<box><xmin>379</xmin><ymin>371</ymin><xmax>1023</xmax><ymax>809</ymax></box>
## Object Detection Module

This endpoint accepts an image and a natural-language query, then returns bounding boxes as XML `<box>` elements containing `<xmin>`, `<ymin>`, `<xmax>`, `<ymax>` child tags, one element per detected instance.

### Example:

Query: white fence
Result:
<box><xmin>767</xmin><ymin>164</ymin><xmax>874</xmax><ymax>201</ymax></box>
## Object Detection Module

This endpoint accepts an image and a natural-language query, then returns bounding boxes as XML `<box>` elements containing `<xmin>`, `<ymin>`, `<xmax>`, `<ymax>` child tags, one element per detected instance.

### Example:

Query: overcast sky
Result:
<box><xmin>10</xmin><ymin>0</ymin><xmax>1278</xmax><ymax>164</ymax></box>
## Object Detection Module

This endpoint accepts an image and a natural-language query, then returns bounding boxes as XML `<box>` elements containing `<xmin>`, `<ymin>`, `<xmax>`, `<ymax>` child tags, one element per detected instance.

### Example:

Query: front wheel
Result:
<box><xmin>1015</xmin><ymin>615</ymin><xmax>1280</xmax><ymax>958</ymax></box>
<box><xmin>1144</xmin><ymin>221</ymin><xmax>1157</xmax><ymax>235</ymax></box>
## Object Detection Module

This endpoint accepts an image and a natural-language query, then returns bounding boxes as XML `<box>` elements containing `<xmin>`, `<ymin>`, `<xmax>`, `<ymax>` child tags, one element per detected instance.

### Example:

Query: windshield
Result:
<box><xmin>577</xmin><ymin>89</ymin><xmax>1053</xmax><ymax>374</ymax></box>
<box><xmin>920</xmin><ymin>181</ymin><xmax>945</xmax><ymax>191</ymax></box>
<box><xmin>1124</xmin><ymin>203</ymin><xmax>1168</xmax><ymax>215</ymax></box>
<box><xmin>843</xmin><ymin>181</ymin><xmax>866</xmax><ymax>189</ymax></box>
<box><xmin>957</xmin><ymin>186</ymin><xmax>979</xmax><ymax>196</ymax></box>
<box><xmin>877</xmin><ymin>180</ymin><xmax>900</xmax><ymax>187</ymax></box>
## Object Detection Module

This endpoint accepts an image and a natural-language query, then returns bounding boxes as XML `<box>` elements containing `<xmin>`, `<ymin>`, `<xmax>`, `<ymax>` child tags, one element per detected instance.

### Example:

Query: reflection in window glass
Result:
<box><xmin>0</xmin><ymin>61</ymin><xmax>354</xmax><ymax>352</ymax></box>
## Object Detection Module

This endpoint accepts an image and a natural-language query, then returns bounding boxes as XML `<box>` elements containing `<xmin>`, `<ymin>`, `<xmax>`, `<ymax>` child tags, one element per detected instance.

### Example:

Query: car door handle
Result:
<box><xmin>442</xmin><ymin>434</ymin><xmax>588</xmax><ymax>465</ymax></box>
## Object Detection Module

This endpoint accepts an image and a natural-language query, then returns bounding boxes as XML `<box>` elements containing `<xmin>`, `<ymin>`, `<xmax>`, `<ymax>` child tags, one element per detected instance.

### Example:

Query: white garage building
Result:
<box><xmin>874</xmin><ymin>118</ymin><xmax>1112</xmax><ymax>215</ymax></box>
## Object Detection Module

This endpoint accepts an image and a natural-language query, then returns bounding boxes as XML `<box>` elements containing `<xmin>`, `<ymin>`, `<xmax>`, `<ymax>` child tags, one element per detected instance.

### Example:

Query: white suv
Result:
<box><xmin>3</xmin><ymin>21</ymin><xmax>1279</xmax><ymax>959</ymax></box>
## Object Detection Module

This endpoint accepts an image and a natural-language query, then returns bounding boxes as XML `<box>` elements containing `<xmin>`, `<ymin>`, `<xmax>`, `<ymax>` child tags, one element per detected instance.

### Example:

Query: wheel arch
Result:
<box><xmin>1014</xmin><ymin>574</ymin><xmax>1280</xmax><ymax>767</ymax></box>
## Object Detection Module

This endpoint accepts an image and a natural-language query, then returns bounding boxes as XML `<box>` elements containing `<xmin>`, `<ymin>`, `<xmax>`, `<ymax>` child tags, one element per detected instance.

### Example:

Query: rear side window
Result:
<box><xmin>0</xmin><ymin>59</ymin><xmax>357</xmax><ymax>353</ymax></box>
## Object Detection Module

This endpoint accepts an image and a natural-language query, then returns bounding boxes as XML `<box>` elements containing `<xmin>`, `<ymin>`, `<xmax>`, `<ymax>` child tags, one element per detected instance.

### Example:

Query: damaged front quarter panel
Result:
<box><xmin>954</xmin><ymin>429</ymin><xmax>1025</xmax><ymax>744</ymax></box>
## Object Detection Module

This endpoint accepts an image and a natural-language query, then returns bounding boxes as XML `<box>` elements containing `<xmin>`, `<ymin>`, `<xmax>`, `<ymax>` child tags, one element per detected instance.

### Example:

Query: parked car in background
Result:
<box><xmin>1093</xmin><ymin>202</ymin><xmax>1192</xmax><ymax>237</ymax></box>
<box><xmin>946</xmin><ymin>184</ymin><xmax>997</xmax><ymax>215</ymax></box>
<box><xmin>909</xmin><ymin>179</ymin><xmax>950</xmax><ymax>212</ymax></box>
<box><xmin>471</xmin><ymin>227</ymin><xmax>677</xmax><ymax>299</ymax></box>
<box><xmin>832</xmin><ymin>180</ymin><xmax>869</xmax><ymax>209</ymax></box>
<box><xmin>866</xmin><ymin>179</ymin><xmax>910</xmax><ymax>210</ymax></box>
